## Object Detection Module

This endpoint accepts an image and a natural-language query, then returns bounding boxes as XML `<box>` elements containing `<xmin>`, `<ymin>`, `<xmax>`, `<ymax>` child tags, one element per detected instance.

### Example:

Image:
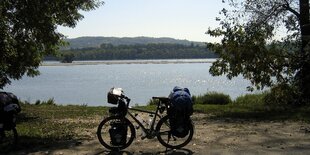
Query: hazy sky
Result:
<box><xmin>57</xmin><ymin>0</ymin><xmax>227</xmax><ymax>42</ymax></box>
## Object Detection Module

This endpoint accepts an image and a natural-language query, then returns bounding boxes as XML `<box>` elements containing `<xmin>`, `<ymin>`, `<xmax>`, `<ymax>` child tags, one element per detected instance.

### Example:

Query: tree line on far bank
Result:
<box><xmin>50</xmin><ymin>43</ymin><xmax>217</xmax><ymax>62</ymax></box>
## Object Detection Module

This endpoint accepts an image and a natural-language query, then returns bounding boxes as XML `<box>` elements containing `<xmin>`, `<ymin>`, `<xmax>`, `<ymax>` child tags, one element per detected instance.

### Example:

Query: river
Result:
<box><xmin>3</xmin><ymin>59</ymin><xmax>257</xmax><ymax>106</ymax></box>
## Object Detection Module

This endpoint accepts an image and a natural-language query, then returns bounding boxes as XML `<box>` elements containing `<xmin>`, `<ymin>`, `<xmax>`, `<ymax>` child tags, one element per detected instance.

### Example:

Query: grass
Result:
<box><xmin>193</xmin><ymin>93</ymin><xmax>310</xmax><ymax>121</ymax></box>
<box><xmin>192</xmin><ymin>92</ymin><xmax>232</xmax><ymax>105</ymax></box>
<box><xmin>3</xmin><ymin>103</ymin><xmax>109</xmax><ymax>153</ymax></box>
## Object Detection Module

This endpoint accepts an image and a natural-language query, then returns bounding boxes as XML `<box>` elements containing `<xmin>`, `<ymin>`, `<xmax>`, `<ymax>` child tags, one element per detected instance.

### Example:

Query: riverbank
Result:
<box><xmin>41</xmin><ymin>59</ymin><xmax>216</xmax><ymax>66</ymax></box>
<box><xmin>2</xmin><ymin>101</ymin><xmax>310</xmax><ymax>154</ymax></box>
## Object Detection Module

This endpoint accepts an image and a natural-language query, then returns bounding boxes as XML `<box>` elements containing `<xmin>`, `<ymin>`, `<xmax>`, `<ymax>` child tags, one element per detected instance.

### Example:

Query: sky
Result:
<box><xmin>57</xmin><ymin>0</ymin><xmax>228</xmax><ymax>43</ymax></box>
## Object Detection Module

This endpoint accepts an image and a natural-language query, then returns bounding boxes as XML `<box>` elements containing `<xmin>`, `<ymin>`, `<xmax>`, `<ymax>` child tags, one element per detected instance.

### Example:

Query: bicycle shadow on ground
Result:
<box><xmin>94</xmin><ymin>148</ymin><xmax>193</xmax><ymax>155</ymax></box>
<box><xmin>161</xmin><ymin>148</ymin><xmax>193</xmax><ymax>155</ymax></box>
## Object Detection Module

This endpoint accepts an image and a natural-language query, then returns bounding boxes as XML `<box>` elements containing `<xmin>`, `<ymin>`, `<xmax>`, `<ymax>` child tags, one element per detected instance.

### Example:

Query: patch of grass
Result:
<box><xmin>11</xmin><ymin>103</ymin><xmax>108</xmax><ymax>152</ymax></box>
<box><xmin>19</xmin><ymin>103</ymin><xmax>108</xmax><ymax>119</ymax></box>
<box><xmin>33</xmin><ymin>98</ymin><xmax>56</xmax><ymax>105</ymax></box>
<box><xmin>192</xmin><ymin>92</ymin><xmax>232</xmax><ymax>105</ymax></box>
<box><xmin>194</xmin><ymin>93</ymin><xmax>310</xmax><ymax>122</ymax></box>
<box><xmin>234</xmin><ymin>93</ymin><xmax>266</xmax><ymax>106</ymax></box>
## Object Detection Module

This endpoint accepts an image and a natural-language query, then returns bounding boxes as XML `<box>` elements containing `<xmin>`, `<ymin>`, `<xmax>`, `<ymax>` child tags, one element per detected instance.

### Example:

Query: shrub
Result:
<box><xmin>35</xmin><ymin>100</ymin><xmax>41</xmax><ymax>105</ymax></box>
<box><xmin>192</xmin><ymin>92</ymin><xmax>231</xmax><ymax>105</ymax></box>
<box><xmin>234</xmin><ymin>93</ymin><xmax>266</xmax><ymax>106</ymax></box>
<box><xmin>263</xmin><ymin>84</ymin><xmax>299</xmax><ymax>105</ymax></box>
<box><xmin>148</xmin><ymin>99</ymin><xmax>160</xmax><ymax>106</ymax></box>
<box><xmin>40</xmin><ymin>98</ymin><xmax>56</xmax><ymax>105</ymax></box>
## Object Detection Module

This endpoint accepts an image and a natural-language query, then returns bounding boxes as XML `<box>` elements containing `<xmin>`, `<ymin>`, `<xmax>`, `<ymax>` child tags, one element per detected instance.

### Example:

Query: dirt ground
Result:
<box><xmin>15</xmin><ymin>113</ymin><xmax>310</xmax><ymax>155</ymax></box>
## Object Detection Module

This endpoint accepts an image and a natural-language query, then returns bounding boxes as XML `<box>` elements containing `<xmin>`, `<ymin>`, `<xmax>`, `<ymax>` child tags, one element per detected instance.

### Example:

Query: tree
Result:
<box><xmin>207</xmin><ymin>0</ymin><xmax>310</xmax><ymax>104</ymax></box>
<box><xmin>60</xmin><ymin>53</ymin><xmax>75</xmax><ymax>63</ymax></box>
<box><xmin>0</xmin><ymin>0</ymin><xmax>103</xmax><ymax>88</ymax></box>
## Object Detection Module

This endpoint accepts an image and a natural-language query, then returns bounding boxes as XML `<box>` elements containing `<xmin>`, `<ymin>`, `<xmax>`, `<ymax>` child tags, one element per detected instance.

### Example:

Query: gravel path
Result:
<box><xmin>16</xmin><ymin>113</ymin><xmax>310</xmax><ymax>155</ymax></box>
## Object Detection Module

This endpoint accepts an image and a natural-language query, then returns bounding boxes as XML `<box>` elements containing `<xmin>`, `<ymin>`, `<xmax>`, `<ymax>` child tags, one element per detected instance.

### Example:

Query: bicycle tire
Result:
<box><xmin>156</xmin><ymin>115</ymin><xmax>194</xmax><ymax>149</ymax></box>
<box><xmin>97</xmin><ymin>116</ymin><xmax>135</xmax><ymax>151</ymax></box>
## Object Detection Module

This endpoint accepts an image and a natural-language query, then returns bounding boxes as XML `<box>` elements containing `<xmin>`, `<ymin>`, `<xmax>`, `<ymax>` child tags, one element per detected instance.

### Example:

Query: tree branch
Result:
<box><xmin>282</xmin><ymin>0</ymin><xmax>300</xmax><ymax>20</ymax></box>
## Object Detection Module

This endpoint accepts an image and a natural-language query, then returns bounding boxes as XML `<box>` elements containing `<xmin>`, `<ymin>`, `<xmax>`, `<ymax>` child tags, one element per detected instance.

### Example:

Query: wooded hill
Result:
<box><xmin>59</xmin><ymin>43</ymin><xmax>216</xmax><ymax>61</ymax></box>
<box><xmin>54</xmin><ymin>37</ymin><xmax>216</xmax><ymax>61</ymax></box>
<box><xmin>63</xmin><ymin>36</ymin><xmax>205</xmax><ymax>49</ymax></box>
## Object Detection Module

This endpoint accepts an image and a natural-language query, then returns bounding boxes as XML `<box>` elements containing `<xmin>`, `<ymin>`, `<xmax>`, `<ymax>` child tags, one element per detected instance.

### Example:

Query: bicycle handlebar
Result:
<box><xmin>120</xmin><ymin>94</ymin><xmax>131</xmax><ymax>106</ymax></box>
<box><xmin>152</xmin><ymin>96</ymin><xmax>170</xmax><ymax>103</ymax></box>
<box><xmin>121</xmin><ymin>95</ymin><xmax>170</xmax><ymax>108</ymax></box>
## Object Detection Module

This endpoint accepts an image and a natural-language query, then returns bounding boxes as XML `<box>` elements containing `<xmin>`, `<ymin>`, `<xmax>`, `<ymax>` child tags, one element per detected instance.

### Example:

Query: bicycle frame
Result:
<box><xmin>127</xmin><ymin>107</ymin><xmax>162</xmax><ymax>138</ymax></box>
<box><xmin>121</xmin><ymin>96</ymin><xmax>168</xmax><ymax>139</ymax></box>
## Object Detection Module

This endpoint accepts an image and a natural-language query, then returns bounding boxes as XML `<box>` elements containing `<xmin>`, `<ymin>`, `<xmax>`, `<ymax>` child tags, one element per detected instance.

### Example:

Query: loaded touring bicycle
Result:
<box><xmin>97</xmin><ymin>87</ymin><xmax>194</xmax><ymax>151</ymax></box>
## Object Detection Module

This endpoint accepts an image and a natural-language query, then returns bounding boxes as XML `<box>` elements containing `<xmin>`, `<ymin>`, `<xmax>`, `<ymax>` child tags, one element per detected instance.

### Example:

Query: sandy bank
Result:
<box><xmin>41</xmin><ymin>59</ymin><xmax>216</xmax><ymax>66</ymax></box>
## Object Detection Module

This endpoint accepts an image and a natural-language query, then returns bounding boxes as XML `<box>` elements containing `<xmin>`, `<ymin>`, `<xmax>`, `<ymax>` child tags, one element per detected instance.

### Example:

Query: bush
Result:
<box><xmin>234</xmin><ymin>93</ymin><xmax>266</xmax><ymax>106</ymax></box>
<box><xmin>192</xmin><ymin>92</ymin><xmax>231</xmax><ymax>105</ymax></box>
<box><xmin>35</xmin><ymin>100</ymin><xmax>41</xmax><ymax>105</ymax></box>
<box><xmin>263</xmin><ymin>84</ymin><xmax>299</xmax><ymax>105</ymax></box>
<box><xmin>41</xmin><ymin>98</ymin><xmax>56</xmax><ymax>105</ymax></box>
<box><xmin>148</xmin><ymin>99</ymin><xmax>160</xmax><ymax>106</ymax></box>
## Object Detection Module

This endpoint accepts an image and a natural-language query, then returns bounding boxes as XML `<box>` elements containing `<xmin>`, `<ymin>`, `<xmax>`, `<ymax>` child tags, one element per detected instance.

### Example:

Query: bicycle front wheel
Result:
<box><xmin>156</xmin><ymin>115</ymin><xmax>194</xmax><ymax>149</ymax></box>
<box><xmin>97</xmin><ymin>116</ymin><xmax>135</xmax><ymax>151</ymax></box>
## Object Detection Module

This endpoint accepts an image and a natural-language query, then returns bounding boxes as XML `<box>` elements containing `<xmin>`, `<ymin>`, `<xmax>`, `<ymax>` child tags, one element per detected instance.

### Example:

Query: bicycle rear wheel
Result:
<box><xmin>156</xmin><ymin>115</ymin><xmax>194</xmax><ymax>149</ymax></box>
<box><xmin>97</xmin><ymin>116</ymin><xmax>135</xmax><ymax>151</ymax></box>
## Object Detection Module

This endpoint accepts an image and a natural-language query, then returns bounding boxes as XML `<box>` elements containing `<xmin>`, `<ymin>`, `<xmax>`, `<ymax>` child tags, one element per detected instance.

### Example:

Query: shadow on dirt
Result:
<box><xmin>1</xmin><ymin>136</ymin><xmax>83</xmax><ymax>155</ymax></box>
<box><xmin>94</xmin><ymin>148</ymin><xmax>193</xmax><ymax>155</ymax></box>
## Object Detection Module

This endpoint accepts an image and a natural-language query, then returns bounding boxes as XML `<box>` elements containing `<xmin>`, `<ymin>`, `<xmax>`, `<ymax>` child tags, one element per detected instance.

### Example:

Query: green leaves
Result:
<box><xmin>208</xmin><ymin>0</ymin><xmax>310</xmax><ymax>104</ymax></box>
<box><xmin>0</xmin><ymin>0</ymin><xmax>103</xmax><ymax>88</ymax></box>
<box><xmin>206</xmin><ymin>0</ymin><xmax>302</xmax><ymax>91</ymax></box>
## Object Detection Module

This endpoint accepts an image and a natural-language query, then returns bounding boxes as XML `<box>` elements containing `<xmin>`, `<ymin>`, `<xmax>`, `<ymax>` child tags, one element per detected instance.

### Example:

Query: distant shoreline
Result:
<box><xmin>41</xmin><ymin>59</ymin><xmax>216</xmax><ymax>66</ymax></box>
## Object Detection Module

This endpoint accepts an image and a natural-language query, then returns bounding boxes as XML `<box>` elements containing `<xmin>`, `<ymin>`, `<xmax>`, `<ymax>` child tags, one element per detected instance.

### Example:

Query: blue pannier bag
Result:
<box><xmin>168</xmin><ymin>86</ymin><xmax>193</xmax><ymax>138</ymax></box>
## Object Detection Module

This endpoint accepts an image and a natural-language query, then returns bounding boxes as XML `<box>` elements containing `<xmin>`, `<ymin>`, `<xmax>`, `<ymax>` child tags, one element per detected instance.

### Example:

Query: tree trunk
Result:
<box><xmin>298</xmin><ymin>0</ymin><xmax>310</xmax><ymax>103</ymax></box>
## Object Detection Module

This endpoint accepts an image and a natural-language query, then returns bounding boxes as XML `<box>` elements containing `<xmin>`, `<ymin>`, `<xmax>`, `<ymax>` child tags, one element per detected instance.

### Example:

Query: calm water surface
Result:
<box><xmin>4</xmin><ymin>61</ymin><xmax>257</xmax><ymax>106</ymax></box>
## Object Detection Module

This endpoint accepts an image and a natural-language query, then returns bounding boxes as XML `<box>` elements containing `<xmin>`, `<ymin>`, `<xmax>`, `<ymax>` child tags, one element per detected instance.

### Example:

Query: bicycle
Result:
<box><xmin>97</xmin><ymin>88</ymin><xmax>194</xmax><ymax>151</ymax></box>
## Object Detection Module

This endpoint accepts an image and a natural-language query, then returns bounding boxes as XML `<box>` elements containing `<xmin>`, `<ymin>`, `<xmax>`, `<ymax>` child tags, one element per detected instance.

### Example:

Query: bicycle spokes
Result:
<box><xmin>156</xmin><ymin>116</ymin><xmax>193</xmax><ymax>149</ymax></box>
